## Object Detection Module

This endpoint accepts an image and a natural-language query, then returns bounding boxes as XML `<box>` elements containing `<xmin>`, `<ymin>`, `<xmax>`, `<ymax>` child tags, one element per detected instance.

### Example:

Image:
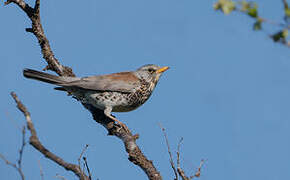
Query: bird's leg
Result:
<box><xmin>104</xmin><ymin>107</ymin><xmax>129</xmax><ymax>132</ymax></box>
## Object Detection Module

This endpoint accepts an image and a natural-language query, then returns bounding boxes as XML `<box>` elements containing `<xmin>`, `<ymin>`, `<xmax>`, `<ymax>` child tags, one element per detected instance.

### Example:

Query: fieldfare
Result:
<box><xmin>23</xmin><ymin>64</ymin><xmax>169</xmax><ymax>127</ymax></box>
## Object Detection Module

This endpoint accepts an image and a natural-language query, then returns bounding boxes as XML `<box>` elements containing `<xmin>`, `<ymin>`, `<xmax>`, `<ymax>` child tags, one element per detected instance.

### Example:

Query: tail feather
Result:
<box><xmin>23</xmin><ymin>69</ymin><xmax>66</xmax><ymax>85</ymax></box>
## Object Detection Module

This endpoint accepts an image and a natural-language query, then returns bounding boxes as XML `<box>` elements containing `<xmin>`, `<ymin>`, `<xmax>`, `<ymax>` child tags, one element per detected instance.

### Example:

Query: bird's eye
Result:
<box><xmin>148</xmin><ymin>68</ymin><xmax>155</xmax><ymax>73</ymax></box>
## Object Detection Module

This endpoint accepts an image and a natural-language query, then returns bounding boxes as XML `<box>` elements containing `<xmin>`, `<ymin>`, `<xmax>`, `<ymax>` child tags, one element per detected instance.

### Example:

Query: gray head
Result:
<box><xmin>134</xmin><ymin>64</ymin><xmax>169</xmax><ymax>88</ymax></box>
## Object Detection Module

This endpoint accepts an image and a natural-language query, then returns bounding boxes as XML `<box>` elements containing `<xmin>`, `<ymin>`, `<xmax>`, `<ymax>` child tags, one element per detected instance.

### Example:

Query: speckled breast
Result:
<box><xmin>113</xmin><ymin>83</ymin><xmax>153</xmax><ymax>112</ymax></box>
<box><xmin>81</xmin><ymin>80</ymin><xmax>153</xmax><ymax>112</ymax></box>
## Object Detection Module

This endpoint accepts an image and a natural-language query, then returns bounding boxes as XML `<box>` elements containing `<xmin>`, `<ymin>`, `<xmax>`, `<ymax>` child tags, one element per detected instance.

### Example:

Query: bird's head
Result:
<box><xmin>134</xmin><ymin>64</ymin><xmax>169</xmax><ymax>89</ymax></box>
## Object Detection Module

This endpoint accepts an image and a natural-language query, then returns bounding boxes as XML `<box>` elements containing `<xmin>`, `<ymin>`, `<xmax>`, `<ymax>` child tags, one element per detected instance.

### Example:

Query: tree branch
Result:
<box><xmin>160</xmin><ymin>126</ymin><xmax>204</xmax><ymax>180</ymax></box>
<box><xmin>0</xmin><ymin>133</ymin><xmax>25</xmax><ymax>180</ymax></box>
<box><xmin>159</xmin><ymin>124</ymin><xmax>178</xmax><ymax>180</ymax></box>
<box><xmin>84</xmin><ymin>104</ymin><xmax>162</xmax><ymax>180</ymax></box>
<box><xmin>10</xmin><ymin>92</ymin><xmax>90</xmax><ymax>180</ymax></box>
<box><xmin>83</xmin><ymin>157</ymin><xmax>92</xmax><ymax>180</ymax></box>
<box><xmin>176</xmin><ymin>138</ymin><xmax>190</xmax><ymax>180</ymax></box>
<box><xmin>0</xmin><ymin>126</ymin><xmax>26</xmax><ymax>180</ymax></box>
<box><xmin>18</xmin><ymin>126</ymin><xmax>26</xmax><ymax>171</ymax></box>
<box><xmin>5</xmin><ymin>0</ymin><xmax>74</xmax><ymax>76</ymax></box>
<box><xmin>214</xmin><ymin>0</ymin><xmax>290</xmax><ymax>47</ymax></box>
<box><xmin>78</xmin><ymin>144</ymin><xmax>89</xmax><ymax>170</ymax></box>
<box><xmin>6</xmin><ymin>0</ymin><xmax>163</xmax><ymax>179</ymax></box>
<box><xmin>78</xmin><ymin>144</ymin><xmax>89</xmax><ymax>179</ymax></box>
<box><xmin>177</xmin><ymin>140</ymin><xmax>204</xmax><ymax>180</ymax></box>
<box><xmin>0</xmin><ymin>154</ymin><xmax>25</xmax><ymax>180</ymax></box>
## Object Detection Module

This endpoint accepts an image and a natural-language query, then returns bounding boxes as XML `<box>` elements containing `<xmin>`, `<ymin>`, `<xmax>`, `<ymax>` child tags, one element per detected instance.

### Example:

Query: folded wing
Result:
<box><xmin>59</xmin><ymin>72</ymin><xmax>140</xmax><ymax>93</ymax></box>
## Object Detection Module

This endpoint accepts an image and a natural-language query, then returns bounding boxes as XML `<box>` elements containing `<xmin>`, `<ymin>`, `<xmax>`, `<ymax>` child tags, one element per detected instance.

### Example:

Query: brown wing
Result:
<box><xmin>59</xmin><ymin>72</ymin><xmax>140</xmax><ymax>93</ymax></box>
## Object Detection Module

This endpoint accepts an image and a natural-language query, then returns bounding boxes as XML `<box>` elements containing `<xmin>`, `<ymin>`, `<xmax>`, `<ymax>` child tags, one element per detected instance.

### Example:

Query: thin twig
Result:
<box><xmin>38</xmin><ymin>160</ymin><xmax>44</xmax><ymax>180</ymax></box>
<box><xmin>159</xmin><ymin>126</ymin><xmax>203</xmax><ymax>180</ymax></box>
<box><xmin>18</xmin><ymin>126</ymin><xmax>26</xmax><ymax>170</ymax></box>
<box><xmin>175</xmin><ymin>138</ymin><xmax>190</xmax><ymax>180</ymax></box>
<box><xmin>10</xmin><ymin>92</ymin><xmax>90</xmax><ymax>180</ymax></box>
<box><xmin>190</xmin><ymin>160</ymin><xmax>205</xmax><ymax>179</ymax></box>
<box><xmin>83</xmin><ymin>157</ymin><xmax>92</xmax><ymax>180</ymax></box>
<box><xmin>176</xmin><ymin>138</ymin><xmax>204</xmax><ymax>180</ymax></box>
<box><xmin>78</xmin><ymin>144</ymin><xmax>89</xmax><ymax>168</ymax></box>
<box><xmin>0</xmin><ymin>154</ymin><xmax>18</xmax><ymax>170</ymax></box>
<box><xmin>177</xmin><ymin>168</ymin><xmax>190</xmax><ymax>180</ymax></box>
<box><xmin>78</xmin><ymin>144</ymin><xmax>89</xmax><ymax>178</ymax></box>
<box><xmin>177</xmin><ymin>137</ymin><xmax>183</xmax><ymax>168</ymax></box>
<box><xmin>82</xmin><ymin>162</ymin><xmax>86</xmax><ymax>178</ymax></box>
<box><xmin>0</xmin><ymin>154</ymin><xmax>25</xmax><ymax>180</ymax></box>
<box><xmin>176</xmin><ymin>137</ymin><xmax>191</xmax><ymax>180</ymax></box>
<box><xmin>0</xmin><ymin>125</ymin><xmax>26</xmax><ymax>180</ymax></box>
<box><xmin>159</xmin><ymin>123</ymin><xmax>178</xmax><ymax>180</ymax></box>
<box><xmin>0</xmin><ymin>154</ymin><xmax>17</xmax><ymax>168</ymax></box>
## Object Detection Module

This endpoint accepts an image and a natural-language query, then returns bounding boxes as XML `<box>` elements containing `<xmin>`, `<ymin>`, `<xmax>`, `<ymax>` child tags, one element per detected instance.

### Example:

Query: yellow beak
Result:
<box><xmin>156</xmin><ymin>66</ymin><xmax>169</xmax><ymax>73</ymax></box>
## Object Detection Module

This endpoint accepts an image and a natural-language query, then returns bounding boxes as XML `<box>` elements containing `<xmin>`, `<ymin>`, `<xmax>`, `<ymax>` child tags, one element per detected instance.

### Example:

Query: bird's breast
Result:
<box><xmin>82</xmin><ymin>81</ymin><xmax>154</xmax><ymax>112</ymax></box>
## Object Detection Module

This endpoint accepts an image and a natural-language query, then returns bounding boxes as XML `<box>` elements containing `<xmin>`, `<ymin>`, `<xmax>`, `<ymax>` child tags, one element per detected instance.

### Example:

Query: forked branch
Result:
<box><xmin>160</xmin><ymin>125</ymin><xmax>204</xmax><ymax>180</ymax></box>
<box><xmin>0</xmin><ymin>126</ymin><xmax>26</xmax><ymax>180</ymax></box>
<box><xmin>10</xmin><ymin>92</ymin><xmax>90</xmax><ymax>180</ymax></box>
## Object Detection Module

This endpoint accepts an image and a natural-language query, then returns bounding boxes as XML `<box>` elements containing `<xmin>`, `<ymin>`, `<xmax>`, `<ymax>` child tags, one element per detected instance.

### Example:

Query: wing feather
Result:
<box><xmin>59</xmin><ymin>72</ymin><xmax>140</xmax><ymax>93</ymax></box>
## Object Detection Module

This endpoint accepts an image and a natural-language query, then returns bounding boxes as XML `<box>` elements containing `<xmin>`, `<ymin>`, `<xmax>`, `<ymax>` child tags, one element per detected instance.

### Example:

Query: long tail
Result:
<box><xmin>23</xmin><ymin>69</ymin><xmax>68</xmax><ymax>85</ymax></box>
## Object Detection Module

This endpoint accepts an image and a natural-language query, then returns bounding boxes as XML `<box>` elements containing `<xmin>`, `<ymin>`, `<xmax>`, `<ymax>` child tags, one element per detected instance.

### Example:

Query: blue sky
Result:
<box><xmin>1</xmin><ymin>0</ymin><xmax>290</xmax><ymax>179</ymax></box>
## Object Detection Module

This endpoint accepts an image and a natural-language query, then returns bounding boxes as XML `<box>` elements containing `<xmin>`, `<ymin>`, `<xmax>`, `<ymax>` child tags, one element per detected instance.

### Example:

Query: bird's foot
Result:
<box><xmin>107</xmin><ymin>115</ymin><xmax>130</xmax><ymax>133</ymax></box>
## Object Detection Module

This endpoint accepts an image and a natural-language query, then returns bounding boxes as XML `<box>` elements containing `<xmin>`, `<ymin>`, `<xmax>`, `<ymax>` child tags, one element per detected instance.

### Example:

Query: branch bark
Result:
<box><xmin>11</xmin><ymin>92</ymin><xmax>90</xmax><ymax>180</ymax></box>
<box><xmin>6</xmin><ymin>0</ymin><xmax>162</xmax><ymax>179</ymax></box>
<box><xmin>84</xmin><ymin>104</ymin><xmax>162</xmax><ymax>180</ymax></box>
<box><xmin>5</xmin><ymin>0</ymin><xmax>74</xmax><ymax>76</ymax></box>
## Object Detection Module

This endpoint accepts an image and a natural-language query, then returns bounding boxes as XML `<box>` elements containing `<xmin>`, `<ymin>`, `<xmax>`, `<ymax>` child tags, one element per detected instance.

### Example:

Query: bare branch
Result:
<box><xmin>78</xmin><ymin>144</ymin><xmax>89</xmax><ymax>168</ymax></box>
<box><xmin>177</xmin><ymin>168</ymin><xmax>190</xmax><ymax>180</ymax></box>
<box><xmin>18</xmin><ymin>126</ymin><xmax>26</xmax><ymax>170</ymax></box>
<box><xmin>5</xmin><ymin>0</ymin><xmax>74</xmax><ymax>76</ymax></box>
<box><xmin>159</xmin><ymin>123</ymin><xmax>178</xmax><ymax>180</ymax></box>
<box><xmin>175</xmin><ymin>138</ymin><xmax>190</xmax><ymax>180</ymax></box>
<box><xmin>177</xmin><ymin>138</ymin><xmax>183</xmax><ymax>168</ymax></box>
<box><xmin>177</xmin><ymin>139</ymin><xmax>204</xmax><ymax>180</ymax></box>
<box><xmin>83</xmin><ymin>157</ymin><xmax>92</xmax><ymax>180</ymax></box>
<box><xmin>85</xmin><ymin>104</ymin><xmax>162</xmax><ymax>180</ymax></box>
<box><xmin>10</xmin><ymin>92</ymin><xmax>89</xmax><ymax>180</ymax></box>
<box><xmin>78</xmin><ymin>144</ymin><xmax>89</xmax><ymax>179</ymax></box>
<box><xmin>160</xmin><ymin>127</ymin><xmax>203</xmax><ymax>180</ymax></box>
<box><xmin>0</xmin><ymin>125</ymin><xmax>26</xmax><ymax>180</ymax></box>
<box><xmin>0</xmin><ymin>153</ymin><xmax>25</xmax><ymax>180</ymax></box>
<box><xmin>0</xmin><ymin>154</ymin><xmax>17</xmax><ymax>169</ymax></box>
<box><xmin>190</xmin><ymin>160</ymin><xmax>205</xmax><ymax>179</ymax></box>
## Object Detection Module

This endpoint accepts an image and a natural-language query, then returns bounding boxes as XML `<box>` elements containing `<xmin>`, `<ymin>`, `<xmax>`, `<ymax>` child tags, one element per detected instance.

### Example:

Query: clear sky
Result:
<box><xmin>1</xmin><ymin>0</ymin><xmax>290</xmax><ymax>179</ymax></box>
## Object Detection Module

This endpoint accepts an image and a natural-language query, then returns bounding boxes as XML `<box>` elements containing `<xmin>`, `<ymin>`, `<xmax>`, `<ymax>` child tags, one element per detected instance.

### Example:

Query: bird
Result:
<box><xmin>23</xmin><ymin>64</ymin><xmax>169</xmax><ymax>128</ymax></box>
